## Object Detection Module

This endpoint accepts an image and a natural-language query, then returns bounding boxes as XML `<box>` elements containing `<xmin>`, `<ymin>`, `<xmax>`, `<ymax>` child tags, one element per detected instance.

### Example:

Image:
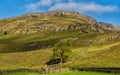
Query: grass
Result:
<box><xmin>0</xmin><ymin>48</ymin><xmax>52</xmax><ymax>69</ymax></box>
<box><xmin>0</xmin><ymin>31</ymin><xmax>81</xmax><ymax>53</ymax></box>
<box><xmin>1</xmin><ymin>72</ymin><xmax>120</xmax><ymax>75</ymax></box>
<box><xmin>0</xmin><ymin>38</ymin><xmax>119</xmax><ymax>69</ymax></box>
<box><xmin>43</xmin><ymin>72</ymin><xmax>120</xmax><ymax>75</ymax></box>
<box><xmin>67</xmin><ymin>40</ymin><xmax>120</xmax><ymax>68</ymax></box>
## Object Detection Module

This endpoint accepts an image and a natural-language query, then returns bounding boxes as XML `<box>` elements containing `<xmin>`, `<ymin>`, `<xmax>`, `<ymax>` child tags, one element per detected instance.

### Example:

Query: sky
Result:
<box><xmin>0</xmin><ymin>0</ymin><xmax>120</xmax><ymax>25</ymax></box>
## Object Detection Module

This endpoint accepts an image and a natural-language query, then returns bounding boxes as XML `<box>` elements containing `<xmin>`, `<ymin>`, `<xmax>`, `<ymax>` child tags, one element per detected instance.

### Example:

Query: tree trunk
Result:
<box><xmin>60</xmin><ymin>57</ymin><xmax>63</xmax><ymax>72</ymax></box>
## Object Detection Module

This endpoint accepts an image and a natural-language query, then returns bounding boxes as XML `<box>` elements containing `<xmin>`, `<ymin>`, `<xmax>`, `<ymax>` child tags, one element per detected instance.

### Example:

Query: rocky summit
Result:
<box><xmin>0</xmin><ymin>10</ymin><xmax>120</xmax><ymax>35</ymax></box>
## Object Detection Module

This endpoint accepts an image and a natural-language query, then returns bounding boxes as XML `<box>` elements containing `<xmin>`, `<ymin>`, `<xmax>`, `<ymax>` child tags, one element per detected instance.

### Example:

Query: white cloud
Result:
<box><xmin>49</xmin><ymin>2</ymin><xmax>119</xmax><ymax>14</ymax></box>
<box><xmin>25</xmin><ymin>0</ymin><xmax>53</xmax><ymax>11</ymax></box>
<box><xmin>25</xmin><ymin>0</ymin><xmax>119</xmax><ymax>14</ymax></box>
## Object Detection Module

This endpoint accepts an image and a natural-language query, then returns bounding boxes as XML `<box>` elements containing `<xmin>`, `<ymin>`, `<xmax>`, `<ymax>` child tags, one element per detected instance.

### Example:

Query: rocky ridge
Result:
<box><xmin>0</xmin><ymin>10</ymin><xmax>120</xmax><ymax>35</ymax></box>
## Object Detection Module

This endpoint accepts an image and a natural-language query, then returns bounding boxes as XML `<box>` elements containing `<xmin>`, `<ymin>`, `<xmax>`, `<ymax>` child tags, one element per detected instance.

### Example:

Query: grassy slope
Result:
<box><xmin>0</xmin><ymin>31</ymin><xmax>80</xmax><ymax>53</ymax></box>
<box><xmin>0</xmin><ymin>15</ymin><xmax>120</xmax><ymax>69</ymax></box>
<box><xmin>66</xmin><ymin>40</ymin><xmax>120</xmax><ymax>68</ymax></box>
<box><xmin>0</xmin><ymin>15</ymin><xmax>92</xmax><ymax>53</ymax></box>
<box><xmin>1</xmin><ymin>72</ymin><xmax>120</xmax><ymax>75</ymax></box>
<box><xmin>0</xmin><ymin>39</ymin><xmax>119</xmax><ymax>69</ymax></box>
<box><xmin>0</xmin><ymin>48</ymin><xmax>52</xmax><ymax>69</ymax></box>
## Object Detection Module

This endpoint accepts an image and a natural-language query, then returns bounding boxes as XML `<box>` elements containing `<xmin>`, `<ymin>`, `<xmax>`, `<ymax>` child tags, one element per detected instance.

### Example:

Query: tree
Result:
<box><xmin>52</xmin><ymin>39</ymin><xmax>72</xmax><ymax>72</ymax></box>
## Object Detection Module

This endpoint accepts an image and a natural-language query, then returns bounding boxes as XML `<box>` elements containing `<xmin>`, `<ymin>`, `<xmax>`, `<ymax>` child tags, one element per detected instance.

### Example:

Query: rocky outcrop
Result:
<box><xmin>0</xmin><ymin>10</ymin><xmax>120</xmax><ymax>35</ymax></box>
<box><xmin>22</xmin><ymin>24</ymin><xmax>91</xmax><ymax>34</ymax></box>
<box><xmin>97</xmin><ymin>22</ymin><xmax>120</xmax><ymax>31</ymax></box>
<box><xmin>20</xmin><ymin>10</ymin><xmax>120</xmax><ymax>33</ymax></box>
<box><xmin>23</xmin><ymin>10</ymin><xmax>97</xmax><ymax>25</ymax></box>
<box><xmin>76</xmin><ymin>33</ymin><xmax>120</xmax><ymax>46</ymax></box>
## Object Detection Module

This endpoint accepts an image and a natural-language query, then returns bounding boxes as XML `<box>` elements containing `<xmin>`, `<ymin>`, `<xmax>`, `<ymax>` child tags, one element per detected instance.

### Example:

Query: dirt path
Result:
<box><xmin>89</xmin><ymin>42</ymin><xmax>120</xmax><ymax>52</ymax></box>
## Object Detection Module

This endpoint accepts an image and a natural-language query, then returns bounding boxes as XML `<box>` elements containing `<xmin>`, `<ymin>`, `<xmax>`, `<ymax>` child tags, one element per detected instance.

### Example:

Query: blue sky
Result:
<box><xmin>0</xmin><ymin>0</ymin><xmax>120</xmax><ymax>25</ymax></box>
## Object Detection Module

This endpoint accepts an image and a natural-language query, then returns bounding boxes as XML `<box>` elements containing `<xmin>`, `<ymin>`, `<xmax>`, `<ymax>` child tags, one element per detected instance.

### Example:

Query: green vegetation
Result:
<box><xmin>0</xmin><ymin>31</ymin><xmax>78</xmax><ymax>53</ymax></box>
<box><xmin>0</xmin><ymin>39</ymin><xmax>119</xmax><ymax>69</ymax></box>
<box><xmin>66</xmin><ymin>39</ymin><xmax>120</xmax><ymax>68</ymax></box>
<box><xmin>48</xmin><ymin>39</ymin><xmax>72</xmax><ymax>71</ymax></box>
<box><xmin>1</xmin><ymin>72</ymin><xmax>120</xmax><ymax>75</ymax></box>
<box><xmin>0</xmin><ymin>48</ymin><xmax>52</xmax><ymax>69</ymax></box>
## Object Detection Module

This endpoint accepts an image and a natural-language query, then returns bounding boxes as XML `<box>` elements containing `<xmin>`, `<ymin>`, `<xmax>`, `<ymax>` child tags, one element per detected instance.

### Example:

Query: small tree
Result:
<box><xmin>52</xmin><ymin>39</ymin><xmax>72</xmax><ymax>72</ymax></box>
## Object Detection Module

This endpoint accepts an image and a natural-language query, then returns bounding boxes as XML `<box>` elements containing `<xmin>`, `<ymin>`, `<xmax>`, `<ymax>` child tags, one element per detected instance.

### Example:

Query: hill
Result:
<box><xmin>0</xmin><ymin>10</ymin><xmax>120</xmax><ymax>70</ymax></box>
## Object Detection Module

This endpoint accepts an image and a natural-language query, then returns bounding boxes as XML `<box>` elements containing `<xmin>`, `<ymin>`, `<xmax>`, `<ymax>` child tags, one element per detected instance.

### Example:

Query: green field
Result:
<box><xmin>1</xmin><ymin>72</ymin><xmax>120</xmax><ymax>75</ymax></box>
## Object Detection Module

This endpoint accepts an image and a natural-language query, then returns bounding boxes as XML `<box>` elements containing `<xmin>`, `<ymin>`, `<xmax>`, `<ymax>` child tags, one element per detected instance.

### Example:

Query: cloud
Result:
<box><xmin>25</xmin><ymin>0</ymin><xmax>119</xmax><ymax>14</ymax></box>
<box><xmin>49</xmin><ymin>2</ymin><xmax>119</xmax><ymax>14</ymax></box>
<box><xmin>25</xmin><ymin>0</ymin><xmax>65</xmax><ymax>11</ymax></box>
<box><xmin>25</xmin><ymin>0</ymin><xmax>53</xmax><ymax>11</ymax></box>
